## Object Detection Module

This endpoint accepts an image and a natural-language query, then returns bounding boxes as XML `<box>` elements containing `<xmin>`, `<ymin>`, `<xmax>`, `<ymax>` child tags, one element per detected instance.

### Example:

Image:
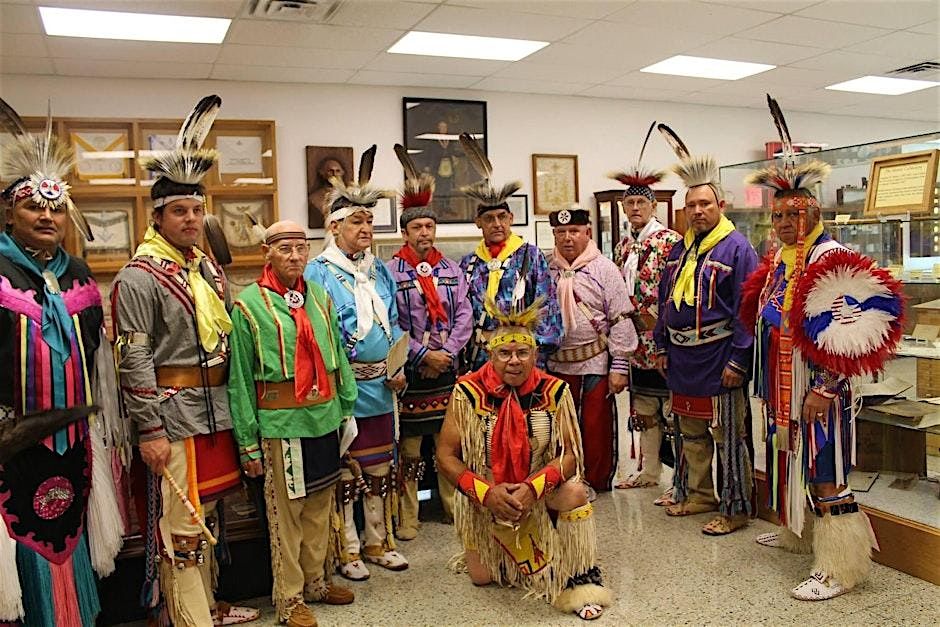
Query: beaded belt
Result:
<box><xmin>351</xmin><ymin>360</ymin><xmax>387</xmax><ymax>381</ymax></box>
<box><xmin>667</xmin><ymin>319</ymin><xmax>733</xmax><ymax>347</ymax></box>
<box><xmin>551</xmin><ymin>337</ymin><xmax>608</xmax><ymax>363</ymax></box>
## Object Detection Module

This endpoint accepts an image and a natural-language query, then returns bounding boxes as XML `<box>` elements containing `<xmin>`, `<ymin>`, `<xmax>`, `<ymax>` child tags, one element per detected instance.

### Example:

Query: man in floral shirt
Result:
<box><xmin>611</xmin><ymin>173</ymin><xmax>680</xmax><ymax>497</ymax></box>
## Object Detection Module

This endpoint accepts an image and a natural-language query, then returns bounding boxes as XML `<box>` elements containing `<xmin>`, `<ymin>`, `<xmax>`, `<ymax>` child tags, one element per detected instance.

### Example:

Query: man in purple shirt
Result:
<box><xmin>654</xmin><ymin>152</ymin><xmax>758</xmax><ymax>536</ymax></box>
<box><xmin>387</xmin><ymin>145</ymin><xmax>473</xmax><ymax>539</ymax></box>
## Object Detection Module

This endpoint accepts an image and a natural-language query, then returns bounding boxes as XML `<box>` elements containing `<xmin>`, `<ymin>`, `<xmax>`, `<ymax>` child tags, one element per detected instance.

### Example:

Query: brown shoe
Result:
<box><xmin>284</xmin><ymin>603</ymin><xmax>317</xmax><ymax>627</ymax></box>
<box><xmin>321</xmin><ymin>584</ymin><xmax>355</xmax><ymax>605</ymax></box>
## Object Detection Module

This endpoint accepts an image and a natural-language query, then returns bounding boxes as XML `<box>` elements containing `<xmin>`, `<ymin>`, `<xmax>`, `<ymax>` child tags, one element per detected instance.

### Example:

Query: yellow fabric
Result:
<box><xmin>779</xmin><ymin>219</ymin><xmax>824</xmax><ymax>312</ymax></box>
<box><xmin>671</xmin><ymin>215</ymin><xmax>736</xmax><ymax>310</ymax></box>
<box><xmin>473</xmin><ymin>477</ymin><xmax>491</xmax><ymax>504</ymax></box>
<box><xmin>488</xmin><ymin>331</ymin><xmax>537</xmax><ymax>350</ymax></box>
<box><xmin>529</xmin><ymin>473</ymin><xmax>546</xmax><ymax>499</ymax></box>
<box><xmin>475</xmin><ymin>233</ymin><xmax>525</xmax><ymax>305</ymax></box>
<box><xmin>135</xmin><ymin>226</ymin><xmax>232</xmax><ymax>352</ymax></box>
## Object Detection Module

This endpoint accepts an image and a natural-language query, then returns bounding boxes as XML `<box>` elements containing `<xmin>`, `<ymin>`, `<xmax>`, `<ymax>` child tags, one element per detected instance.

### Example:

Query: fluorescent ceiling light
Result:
<box><xmin>388</xmin><ymin>31</ymin><xmax>547</xmax><ymax>62</ymax></box>
<box><xmin>825</xmin><ymin>75</ymin><xmax>940</xmax><ymax>95</ymax></box>
<box><xmin>641</xmin><ymin>55</ymin><xmax>775</xmax><ymax>80</ymax></box>
<box><xmin>39</xmin><ymin>6</ymin><xmax>230</xmax><ymax>44</ymax></box>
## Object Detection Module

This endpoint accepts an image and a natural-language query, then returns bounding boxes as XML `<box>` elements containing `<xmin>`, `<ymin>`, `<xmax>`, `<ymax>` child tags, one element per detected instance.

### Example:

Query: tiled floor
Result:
<box><xmin>231</xmin><ymin>482</ymin><xmax>939</xmax><ymax>626</ymax></box>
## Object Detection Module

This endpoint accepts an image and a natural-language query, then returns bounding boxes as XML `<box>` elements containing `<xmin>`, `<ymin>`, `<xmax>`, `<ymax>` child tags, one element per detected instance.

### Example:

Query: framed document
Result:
<box><xmin>532</xmin><ymin>154</ymin><xmax>578</xmax><ymax>215</ymax></box>
<box><xmin>372</xmin><ymin>197</ymin><xmax>398</xmax><ymax>234</ymax></box>
<box><xmin>508</xmin><ymin>194</ymin><xmax>528</xmax><ymax>226</ymax></box>
<box><xmin>216</xmin><ymin>198</ymin><xmax>271</xmax><ymax>250</ymax></box>
<box><xmin>71</xmin><ymin>130</ymin><xmax>130</xmax><ymax>181</ymax></box>
<box><xmin>217</xmin><ymin>136</ymin><xmax>263</xmax><ymax>175</ymax></box>
<box><xmin>534</xmin><ymin>219</ymin><xmax>554</xmax><ymax>257</ymax></box>
<box><xmin>865</xmin><ymin>149</ymin><xmax>939</xmax><ymax>215</ymax></box>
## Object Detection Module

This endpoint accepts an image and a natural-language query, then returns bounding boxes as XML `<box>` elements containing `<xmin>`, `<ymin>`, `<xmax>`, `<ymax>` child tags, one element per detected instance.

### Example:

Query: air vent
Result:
<box><xmin>888</xmin><ymin>61</ymin><xmax>940</xmax><ymax>75</ymax></box>
<box><xmin>247</xmin><ymin>0</ymin><xmax>343</xmax><ymax>22</ymax></box>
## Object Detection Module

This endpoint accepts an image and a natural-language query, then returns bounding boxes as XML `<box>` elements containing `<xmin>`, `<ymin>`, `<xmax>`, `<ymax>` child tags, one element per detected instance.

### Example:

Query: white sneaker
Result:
<box><xmin>364</xmin><ymin>549</ymin><xmax>409</xmax><ymax>571</ymax></box>
<box><xmin>790</xmin><ymin>570</ymin><xmax>847</xmax><ymax>601</ymax></box>
<box><xmin>756</xmin><ymin>532</ymin><xmax>783</xmax><ymax>548</ymax></box>
<box><xmin>339</xmin><ymin>559</ymin><xmax>370</xmax><ymax>581</ymax></box>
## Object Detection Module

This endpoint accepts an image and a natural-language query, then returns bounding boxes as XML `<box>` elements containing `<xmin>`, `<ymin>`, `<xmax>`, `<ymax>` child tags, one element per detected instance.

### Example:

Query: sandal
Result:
<box><xmin>665</xmin><ymin>501</ymin><xmax>717</xmax><ymax>516</ymax></box>
<box><xmin>212</xmin><ymin>602</ymin><xmax>260</xmax><ymax>626</ymax></box>
<box><xmin>653</xmin><ymin>488</ymin><xmax>676</xmax><ymax>507</ymax></box>
<box><xmin>755</xmin><ymin>532</ymin><xmax>783</xmax><ymax>548</ymax></box>
<box><xmin>615</xmin><ymin>476</ymin><xmax>657</xmax><ymax>489</ymax></box>
<box><xmin>576</xmin><ymin>603</ymin><xmax>603</xmax><ymax>620</ymax></box>
<box><xmin>701</xmin><ymin>515</ymin><xmax>748</xmax><ymax>536</ymax></box>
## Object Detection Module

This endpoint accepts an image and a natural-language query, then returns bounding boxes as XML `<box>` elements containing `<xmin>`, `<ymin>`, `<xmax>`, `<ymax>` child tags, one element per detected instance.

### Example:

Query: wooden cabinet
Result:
<box><xmin>592</xmin><ymin>188</ymin><xmax>676</xmax><ymax>258</ymax></box>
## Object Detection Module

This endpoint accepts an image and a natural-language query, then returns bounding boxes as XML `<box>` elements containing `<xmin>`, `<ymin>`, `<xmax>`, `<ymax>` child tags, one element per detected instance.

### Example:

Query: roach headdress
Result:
<box><xmin>607</xmin><ymin>121</ymin><xmax>666</xmax><ymax>203</ymax></box>
<box><xmin>394</xmin><ymin>143</ymin><xmax>436</xmax><ymax>229</ymax></box>
<box><xmin>0</xmin><ymin>98</ymin><xmax>92</xmax><ymax>241</ymax></box>
<box><xmin>658</xmin><ymin>122</ymin><xmax>724</xmax><ymax>201</ymax></box>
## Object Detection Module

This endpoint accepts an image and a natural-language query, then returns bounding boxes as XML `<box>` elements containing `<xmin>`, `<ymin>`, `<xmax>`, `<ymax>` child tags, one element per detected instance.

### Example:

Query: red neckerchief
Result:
<box><xmin>257</xmin><ymin>264</ymin><xmax>331</xmax><ymax>403</ymax></box>
<box><xmin>464</xmin><ymin>362</ymin><xmax>543</xmax><ymax>484</ymax></box>
<box><xmin>395</xmin><ymin>244</ymin><xmax>448</xmax><ymax>326</ymax></box>
<box><xmin>487</xmin><ymin>240</ymin><xmax>506</xmax><ymax>258</ymax></box>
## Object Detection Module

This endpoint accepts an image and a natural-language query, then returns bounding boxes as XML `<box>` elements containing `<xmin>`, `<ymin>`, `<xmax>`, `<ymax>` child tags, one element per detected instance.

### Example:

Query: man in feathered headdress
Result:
<box><xmin>609</xmin><ymin>123</ymin><xmax>683</xmax><ymax>501</ymax></box>
<box><xmin>386</xmin><ymin>145</ymin><xmax>472</xmax><ymax>539</ymax></box>
<box><xmin>228</xmin><ymin>220</ymin><xmax>358</xmax><ymax>626</ymax></box>
<box><xmin>436</xmin><ymin>298</ymin><xmax>612</xmax><ymax>620</ymax></box>
<box><xmin>305</xmin><ymin>146</ymin><xmax>410</xmax><ymax>581</ymax></box>
<box><xmin>546</xmin><ymin>206</ymin><xmax>637</xmax><ymax>492</ymax></box>
<box><xmin>112</xmin><ymin>95</ymin><xmax>258</xmax><ymax>626</ymax></box>
<box><xmin>741</xmin><ymin>96</ymin><xmax>903</xmax><ymax>601</ymax></box>
<box><xmin>457</xmin><ymin>133</ymin><xmax>562</xmax><ymax>371</ymax></box>
<box><xmin>653</xmin><ymin>124</ymin><xmax>758</xmax><ymax>536</ymax></box>
<box><xmin>0</xmin><ymin>98</ymin><xmax>125</xmax><ymax>626</ymax></box>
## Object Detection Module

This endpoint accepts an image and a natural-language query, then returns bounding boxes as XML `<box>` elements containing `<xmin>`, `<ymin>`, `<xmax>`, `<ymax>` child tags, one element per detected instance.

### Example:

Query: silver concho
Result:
<box><xmin>557</xmin><ymin>209</ymin><xmax>572</xmax><ymax>225</ymax></box>
<box><xmin>284</xmin><ymin>290</ymin><xmax>305</xmax><ymax>310</ymax></box>
<box><xmin>416</xmin><ymin>261</ymin><xmax>433</xmax><ymax>277</ymax></box>
<box><xmin>486</xmin><ymin>259</ymin><xmax>502</xmax><ymax>272</ymax></box>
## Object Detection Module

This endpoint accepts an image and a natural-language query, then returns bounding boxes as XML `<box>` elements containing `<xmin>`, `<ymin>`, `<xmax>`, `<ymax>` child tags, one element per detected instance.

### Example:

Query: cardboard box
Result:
<box><xmin>855</xmin><ymin>418</ymin><xmax>927</xmax><ymax>475</ymax></box>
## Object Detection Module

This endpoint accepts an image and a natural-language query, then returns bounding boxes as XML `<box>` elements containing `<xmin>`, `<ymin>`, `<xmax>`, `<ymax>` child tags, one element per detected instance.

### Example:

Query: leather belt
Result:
<box><xmin>256</xmin><ymin>374</ymin><xmax>336</xmax><ymax>410</ymax></box>
<box><xmin>156</xmin><ymin>365</ymin><xmax>228</xmax><ymax>388</ymax></box>
<box><xmin>551</xmin><ymin>337</ymin><xmax>608</xmax><ymax>363</ymax></box>
<box><xmin>351</xmin><ymin>360</ymin><xmax>387</xmax><ymax>381</ymax></box>
<box><xmin>667</xmin><ymin>319</ymin><xmax>733</xmax><ymax>347</ymax></box>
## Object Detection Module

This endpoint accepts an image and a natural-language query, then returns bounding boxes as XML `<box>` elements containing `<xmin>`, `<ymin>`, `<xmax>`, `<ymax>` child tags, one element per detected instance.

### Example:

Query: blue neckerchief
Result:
<box><xmin>0</xmin><ymin>232</ymin><xmax>74</xmax><ymax>366</ymax></box>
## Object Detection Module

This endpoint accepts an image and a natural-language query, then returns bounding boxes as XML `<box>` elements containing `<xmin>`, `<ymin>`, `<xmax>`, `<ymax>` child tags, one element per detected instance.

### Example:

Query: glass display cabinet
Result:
<box><xmin>592</xmin><ymin>189</ymin><xmax>676</xmax><ymax>259</ymax></box>
<box><xmin>721</xmin><ymin>132</ymin><xmax>940</xmax><ymax>585</ymax></box>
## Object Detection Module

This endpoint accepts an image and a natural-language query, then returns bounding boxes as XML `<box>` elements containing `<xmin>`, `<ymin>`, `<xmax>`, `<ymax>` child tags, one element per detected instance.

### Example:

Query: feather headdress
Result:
<box><xmin>745</xmin><ymin>94</ymin><xmax>831</xmax><ymax>196</ymax></box>
<box><xmin>394</xmin><ymin>143</ymin><xmax>437</xmax><ymax>229</ymax></box>
<box><xmin>324</xmin><ymin>144</ymin><xmax>394</xmax><ymax>223</ymax></box>
<box><xmin>607</xmin><ymin>121</ymin><xmax>667</xmax><ymax>200</ymax></box>
<box><xmin>658</xmin><ymin>122</ymin><xmax>723</xmax><ymax>199</ymax></box>
<box><xmin>485</xmin><ymin>294</ymin><xmax>544</xmax><ymax>350</ymax></box>
<box><xmin>140</xmin><ymin>94</ymin><xmax>221</xmax><ymax>190</ymax></box>
<box><xmin>458</xmin><ymin>133</ymin><xmax>522</xmax><ymax>214</ymax></box>
<box><xmin>0</xmin><ymin>98</ymin><xmax>93</xmax><ymax>241</ymax></box>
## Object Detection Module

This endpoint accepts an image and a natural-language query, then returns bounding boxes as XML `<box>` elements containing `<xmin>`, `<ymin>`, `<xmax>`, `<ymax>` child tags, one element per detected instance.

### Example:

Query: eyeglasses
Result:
<box><xmin>493</xmin><ymin>347</ymin><xmax>533</xmax><ymax>362</ymax></box>
<box><xmin>273</xmin><ymin>243</ymin><xmax>310</xmax><ymax>256</ymax></box>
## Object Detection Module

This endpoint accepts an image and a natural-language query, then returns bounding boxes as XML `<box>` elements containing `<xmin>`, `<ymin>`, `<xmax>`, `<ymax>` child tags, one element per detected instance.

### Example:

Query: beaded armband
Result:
<box><xmin>457</xmin><ymin>469</ymin><xmax>493</xmax><ymax>506</ymax></box>
<box><xmin>524</xmin><ymin>464</ymin><xmax>564</xmax><ymax>500</ymax></box>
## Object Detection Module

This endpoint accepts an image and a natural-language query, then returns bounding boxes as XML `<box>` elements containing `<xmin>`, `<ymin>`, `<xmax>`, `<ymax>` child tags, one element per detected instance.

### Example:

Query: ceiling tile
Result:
<box><xmin>38</xmin><ymin>0</ymin><xmax>243</xmax><ymax>18</ymax></box>
<box><xmin>216</xmin><ymin>44</ymin><xmax>375</xmax><ymax>70</ymax></box>
<box><xmin>562</xmin><ymin>22</ymin><xmax>721</xmax><ymax>66</ymax></box>
<box><xmin>2</xmin><ymin>33</ymin><xmax>48</xmax><ymax>58</ymax></box>
<box><xmin>843</xmin><ymin>31</ymin><xmax>940</xmax><ymax>63</ymax></box>
<box><xmin>1</xmin><ymin>3</ymin><xmax>42</xmax><ymax>33</ymax></box>
<box><xmin>521</xmin><ymin>42</ymin><xmax>649</xmax><ymax>72</ymax></box>
<box><xmin>348</xmin><ymin>69</ymin><xmax>481</xmax><ymax>88</ymax></box>
<box><xmin>494</xmin><ymin>61</ymin><xmax>625</xmax><ymax>84</ymax></box>
<box><xmin>697</xmin><ymin>0</ymin><xmax>820</xmax><ymax>13</ymax></box>
<box><xmin>737</xmin><ymin>15</ymin><xmax>891</xmax><ymax>49</ymax></box>
<box><xmin>53</xmin><ymin>58</ymin><xmax>212</xmax><ymax>79</ymax></box>
<box><xmin>604</xmin><ymin>0</ymin><xmax>778</xmax><ymax>37</ymax></box>
<box><xmin>890</xmin><ymin>107</ymin><xmax>940</xmax><ymax>122</ymax></box>
<box><xmin>45</xmin><ymin>37</ymin><xmax>220</xmax><ymax>63</ymax></box>
<box><xmin>470</xmin><ymin>76</ymin><xmax>595</xmax><ymax>95</ymax></box>
<box><xmin>605</xmin><ymin>71</ymin><xmax>722</xmax><ymax>91</ymax></box>
<box><xmin>794</xmin><ymin>0</ymin><xmax>940</xmax><ymax>30</ymax></box>
<box><xmin>449</xmin><ymin>1</ymin><xmax>632</xmax><ymax>20</ymax></box>
<box><xmin>0</xmin><ymin>55</ymin><xmax>56</xmax><ymax>75</ymax></box>
<box><xmin>226</xmin><ymin>20</ymin><xmax>403</xmax><ymax>52</ymax></box>
<box><xmin>683</xmin><ymin>37</ymin><xmax>823</xmax><ymax>66</ymax></box>
<box><xmin>683</xmin><ymin>89</ymin><xmax>768</xmax><ymax>108</ymax></box>
<box><xmin>579</xmin><ymin>84</ymin><xmax>696</xmax><ymax>101</ymax></box>
<box><xmin>906</xmin><ymin>20</ymin><xmax>938</xmax><ymax>35</ymax></box>
<box><xmin>789</xmin><ymin>49</ymin><xmax>917</xmax><ymax>75</ymax></box>
<box><xmin>413</xmin><ymin>4</ymin><xmax>591</xmax><ymax>41</ymax></box>
<box><xmin>209</xmin><ymin>64</ymin><xmax>354</xmax><ymax>83</ymax></box>
<box><xmin>364</xmin><ymin>52</ymin><xmax>509</xmax><ymax>75</ymax></box>
<box><xmin>328</xmin><ymin>1</ymin><xmax>437</xmax><ymax>29</ymax></box>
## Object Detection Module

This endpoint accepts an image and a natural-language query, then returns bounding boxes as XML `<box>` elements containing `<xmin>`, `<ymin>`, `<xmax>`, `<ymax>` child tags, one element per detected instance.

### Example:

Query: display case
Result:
<box><xmin>721</xmin><ymin>132</ymin><xmax>940</xmax><ymax>584</ymax></box>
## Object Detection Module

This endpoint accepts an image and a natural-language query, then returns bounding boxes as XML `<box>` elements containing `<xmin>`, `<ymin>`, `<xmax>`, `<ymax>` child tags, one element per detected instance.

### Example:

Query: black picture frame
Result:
<box><xmin>508</xmin><ymin>194</ymin><xmax>528</xmax><ymax>226</ymax></box>
<box><xmin>403</xmin><ymin>97</ymin><xmax>487</xmax><ymax>224</ymax></box>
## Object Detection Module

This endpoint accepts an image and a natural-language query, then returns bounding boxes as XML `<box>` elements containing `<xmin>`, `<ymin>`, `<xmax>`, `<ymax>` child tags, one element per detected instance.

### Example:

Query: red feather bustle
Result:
<box><xmin>401</xmin><ymin>189</ymin><xmax>433</xmax><ymax>209</ymax></box>
<box><xmin>739</xmin><ymin>253</ymin><xmax>775</xmax><ymax>336</ymax></box>
<box><xmin>790</xmin><ymin>249</ymin><xmax>906</xmax><ymax>378</ymax></box>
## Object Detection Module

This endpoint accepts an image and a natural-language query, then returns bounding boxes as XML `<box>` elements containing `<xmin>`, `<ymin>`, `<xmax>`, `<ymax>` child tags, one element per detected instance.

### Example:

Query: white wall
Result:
<box><xmin>2</xmin><ymin>74</ymin><xmax>936</xmax><ymax>243</ymax></box>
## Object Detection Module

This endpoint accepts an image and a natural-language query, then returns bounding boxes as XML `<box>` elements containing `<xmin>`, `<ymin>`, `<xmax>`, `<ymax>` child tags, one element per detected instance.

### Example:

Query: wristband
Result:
<box><xmin>457</xmin><ymin>469</ymin><xmax>493</xmax><ymax>506</ymax></box>
<box><xmin>810</xmin><ymin>387</ymin><xmax>837</xmax><ymax>400</ymax></box>
<box><xmin>524</xmin><ymin>464</ymin><xmax>564</xmax><ymax>500</ymax></box>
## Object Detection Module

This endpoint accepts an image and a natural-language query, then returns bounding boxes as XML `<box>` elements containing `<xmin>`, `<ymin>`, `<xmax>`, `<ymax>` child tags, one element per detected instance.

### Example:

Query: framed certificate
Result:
<box><xmin>217</xmin><ymin>135</ymin><xmax>263</xmax><ymax>175</ymax></box>
<box><xmin>532</xmin><ymin>154</ymin><xmax>578</xmax><ymax>215</ymax></box>
<box><xmin>372</xmin><ymin>197</ymin><xmax>397</xmax><ymax>234</ymax></box>
<box><xmin>216</xmin><ymin>197</ymin><xmax>271</xmax><ymax>250</ymax></box>
<box><xmin>865</xmin><ymin>149</ymin><xmax>940</xmax><ymax>215</ymax></box>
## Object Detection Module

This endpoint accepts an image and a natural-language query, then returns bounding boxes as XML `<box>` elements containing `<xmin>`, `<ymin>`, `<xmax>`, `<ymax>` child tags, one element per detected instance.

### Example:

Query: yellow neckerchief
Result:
<box><xmin>671</xmin><ymin>214</ymin><xmax>736</xmax><ymax>310</ymax></box>
<box><xmin>779</xmin><ymin>219</ymin><xmax>824</xmax><ymax>312</ymax></box>
<box><xmin>475</xmin><ymin>232</ymin><xmax>525</xmax><ymax>305</ymax></box>
<box><xmin>134</xmin><ymin>226</ymin><xmax>233</xmax><ymax>352</ymax></box>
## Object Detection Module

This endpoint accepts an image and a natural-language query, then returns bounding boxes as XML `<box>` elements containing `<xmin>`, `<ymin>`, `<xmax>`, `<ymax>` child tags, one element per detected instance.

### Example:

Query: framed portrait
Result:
<box><xmin>403</xmin><ymin>97</ymin><xmax>487</xmax><ymax>224</ymax></box>
<box><xmin>532</xmin><ymin>154</ymin><xmax>578</xmax><ymax>215</ymax></box>
<box><xmin>306</xmin><ymin>146</ymin><xmax>354</xmax><ymax>229</ymax></box>
<box><xmin>534</xmin><ymin>220</ymin><xmax>555</xmax><ymax>257</ymax></box>
<box><xmin>865</xmin><ymin>149</ymin><xmax>939</xmax><ymax>215</ymax></box>
<box><xmin>508</xmin><ymin>194</ymin><xmax>528</xmax><ymax>226</ymax></box>
<box><xmin>372</xmin><ymin>197</ymin><xmax>398</xmax><ymax>233</ymax></box>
